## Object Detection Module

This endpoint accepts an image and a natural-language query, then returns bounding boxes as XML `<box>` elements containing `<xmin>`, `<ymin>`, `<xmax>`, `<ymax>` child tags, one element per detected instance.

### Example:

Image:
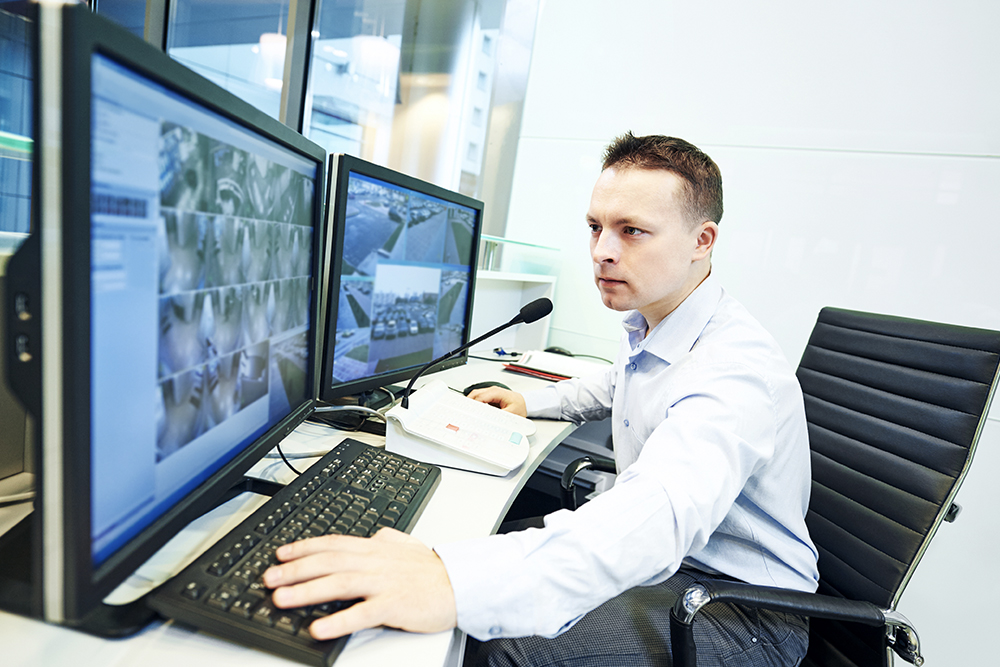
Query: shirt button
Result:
<box><xmin>489</xmin><ymin>626</ymin><xmax>502</xmax><ymax>636</ymax></box>
<box><xmin>624</xmin><ymin>419</ymin><xmax>629</xmax><ymax>428</ymax></box>
<box><xmin>630</xmin><ymin>362</ymin><xmax>637</xmax><ymax>370</ymax></box>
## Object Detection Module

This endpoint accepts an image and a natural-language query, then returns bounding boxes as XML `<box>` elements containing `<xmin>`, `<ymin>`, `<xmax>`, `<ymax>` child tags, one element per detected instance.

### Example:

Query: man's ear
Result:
<box><xmin>693</xmin><ymin>221</ymin><xmax>719</xmax><ymax>260</ymax></box>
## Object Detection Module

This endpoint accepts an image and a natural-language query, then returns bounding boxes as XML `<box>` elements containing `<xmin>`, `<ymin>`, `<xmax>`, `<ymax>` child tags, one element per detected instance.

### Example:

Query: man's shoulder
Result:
<box><xmin>691</xmin><ymin>291</ymin><xmax>794</xmax><ymax>376</ymax></box>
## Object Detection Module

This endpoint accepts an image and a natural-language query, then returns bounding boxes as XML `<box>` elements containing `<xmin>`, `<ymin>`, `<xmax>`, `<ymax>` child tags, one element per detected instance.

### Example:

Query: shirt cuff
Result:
<box><xmin>522</xmin><ymin>385</ymin><xmax>563</xmax><ymax>420</ymax></box>
<box><xmin>434</xmin><ymin>534</ymin><xmax>535</xmax><ymax>640</ymax></box>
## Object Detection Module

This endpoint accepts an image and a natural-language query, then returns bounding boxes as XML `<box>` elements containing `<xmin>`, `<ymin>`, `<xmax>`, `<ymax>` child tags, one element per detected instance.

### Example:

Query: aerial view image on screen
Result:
<box><xmin>339</xmin><ymin>176</ymin><xmax>408</xmax><ymax>276</ymax></box>
<box><xmin>331</xmin><ymin>262</ymin><xmax>445</xmax><ymax>382</ymax></box>
<box><xmin>434</xmin><ymin>269</ymin><xmax>469</xmax><ymax>356</ymax></box>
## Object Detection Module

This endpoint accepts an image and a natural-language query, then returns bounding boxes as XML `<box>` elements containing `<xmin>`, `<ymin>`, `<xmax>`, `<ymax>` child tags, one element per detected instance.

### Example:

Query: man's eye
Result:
<box><xmin>588</xmin><ymin>223</ymin><xmax>600</xmax><ymax>233</ymax></box>
<box><xmin>624</xmin><ymin>227</ymin><xmax>642</xmax><ymax>236</ymax></box>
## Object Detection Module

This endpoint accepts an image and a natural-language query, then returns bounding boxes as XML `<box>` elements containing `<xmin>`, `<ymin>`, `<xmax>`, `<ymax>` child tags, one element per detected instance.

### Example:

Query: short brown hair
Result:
<box><xmin>602</xmin><ymin>132</ymin><xmax>723</xmax><ymax>225</ymax></box>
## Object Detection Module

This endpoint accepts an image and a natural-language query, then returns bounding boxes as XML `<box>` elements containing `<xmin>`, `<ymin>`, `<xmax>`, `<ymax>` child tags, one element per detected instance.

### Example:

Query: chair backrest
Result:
<box><xmin>796</xmin><ymin>308</ymin><xmax>1000</xmax><ymax>666</ymax></box>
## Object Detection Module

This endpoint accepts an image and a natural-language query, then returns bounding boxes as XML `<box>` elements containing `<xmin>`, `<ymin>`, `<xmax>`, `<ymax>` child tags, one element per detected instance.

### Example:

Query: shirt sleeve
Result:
<box><xmin>434</xmin><ymin>360</ymin><xmax>779</xmax><ymax>641</ymax></box>
<box><xmin>521</xmin><ymin>365</ymin><xmax>617</xmax><ymax>423</ymax></box>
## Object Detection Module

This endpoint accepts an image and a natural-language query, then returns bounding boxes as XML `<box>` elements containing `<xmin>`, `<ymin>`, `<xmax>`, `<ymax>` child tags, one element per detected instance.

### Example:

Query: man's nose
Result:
<box><xmin>592</xmin><ymin>231</ymin><xmax>618</xmax><ymax>263</ymax></box>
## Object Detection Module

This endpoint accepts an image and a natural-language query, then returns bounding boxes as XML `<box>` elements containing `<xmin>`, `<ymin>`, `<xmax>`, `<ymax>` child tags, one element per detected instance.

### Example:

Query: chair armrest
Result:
<box><xmin>668</xmin><ymin>580</ymin><xmax>923</xmax><ymax>667</ymax></box>
<box><xmin>560</xmin><ymin>455</ymin><xmax>616</xmax><ymax>509</ymax></box>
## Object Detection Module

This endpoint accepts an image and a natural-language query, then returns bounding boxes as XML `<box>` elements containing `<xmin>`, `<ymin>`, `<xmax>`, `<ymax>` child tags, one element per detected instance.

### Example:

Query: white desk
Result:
<box><xmin>0</xmin><ymin>360</ymin><xmax>573</xmax><ymax>667</ymax></box>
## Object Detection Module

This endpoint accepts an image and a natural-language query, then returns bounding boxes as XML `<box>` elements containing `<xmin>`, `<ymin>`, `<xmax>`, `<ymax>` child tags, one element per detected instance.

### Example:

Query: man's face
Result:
<box><xmin>587</xmin><ymin>166</ymin><xmax>715</xmax><ymax>330</ymax></box>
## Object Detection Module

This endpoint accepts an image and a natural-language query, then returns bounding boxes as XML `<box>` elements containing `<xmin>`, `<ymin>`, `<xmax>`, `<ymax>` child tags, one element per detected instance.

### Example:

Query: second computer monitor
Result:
<box><xmin>321</xmin><ymin>155</ymin><xmax>483</xmax><ymax>406</ymax></box>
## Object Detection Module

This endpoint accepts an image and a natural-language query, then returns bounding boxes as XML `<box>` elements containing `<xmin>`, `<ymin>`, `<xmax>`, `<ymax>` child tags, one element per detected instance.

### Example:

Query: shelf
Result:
<box><xmin>477</xmin><ymin>270</ymin><xmax>556</xmax><ymax>285</ymax></box>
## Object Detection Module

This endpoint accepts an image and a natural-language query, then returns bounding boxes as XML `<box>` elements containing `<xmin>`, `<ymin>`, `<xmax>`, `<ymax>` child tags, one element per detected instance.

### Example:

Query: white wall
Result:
<box><xmin>503</xmin><ymin>1</ymin><xmax>999</xmax><ymax>663</ymax></box>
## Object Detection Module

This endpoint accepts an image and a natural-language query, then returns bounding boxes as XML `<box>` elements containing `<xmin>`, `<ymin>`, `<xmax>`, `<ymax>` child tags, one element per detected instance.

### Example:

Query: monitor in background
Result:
<box><xmin>1</xmin><ymin>3</ymin><xmax>326</xmax><ymax>632</ymax></box>
<box><xmin>319</xmin><ymin>155</ymin><xmax>483</xmax><ymax>409</ymax></box>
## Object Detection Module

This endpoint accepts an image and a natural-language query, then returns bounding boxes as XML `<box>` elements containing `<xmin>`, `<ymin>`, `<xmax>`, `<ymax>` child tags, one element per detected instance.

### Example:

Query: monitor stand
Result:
<box><xmin>328</xmin><ymin>385</ymin><xmax>402</xmax><ymax>412</ymax></box>
<box><xmin>311</xmin><ymin>385</ymin><xmax>402</xmax><ymax>435</ymax></box>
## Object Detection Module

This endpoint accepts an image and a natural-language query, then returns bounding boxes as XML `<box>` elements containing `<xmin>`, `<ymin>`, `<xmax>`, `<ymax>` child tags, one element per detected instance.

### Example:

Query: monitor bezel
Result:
<box><xmin>44</xmin><ymin>5</ymin><xmax>328</xmax><ymax>623</ymax></box>
<box><xmin>318</xmin><ymin>153</ymin><xmax>484</xmax><ymax>406</ymax></box>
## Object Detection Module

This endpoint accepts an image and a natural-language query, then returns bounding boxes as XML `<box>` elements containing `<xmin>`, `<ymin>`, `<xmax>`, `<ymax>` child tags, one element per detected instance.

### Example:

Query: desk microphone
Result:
<box><xmin>400</xmin><ymin>297</ymin><xmax>553</xmax><ymax>409</ymax></box>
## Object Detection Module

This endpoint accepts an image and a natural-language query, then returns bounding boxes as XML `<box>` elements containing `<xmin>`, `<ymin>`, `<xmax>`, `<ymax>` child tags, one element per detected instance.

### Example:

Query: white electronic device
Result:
<box><xmin>385</xmin><ymin>380</ymin><xmax>534</xmax><ymax>476</ymax></box>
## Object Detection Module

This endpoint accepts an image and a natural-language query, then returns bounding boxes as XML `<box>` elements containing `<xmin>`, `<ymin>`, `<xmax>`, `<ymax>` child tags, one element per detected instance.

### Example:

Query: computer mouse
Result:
<box><xmin>463</xmin><ymin>380</ymin><xmax>511</xmax><ymax>396</ymax></box>
<box><xmin>545</xmin><ymin>346</ymin><xmax>574</xmax><ymax>356</ymax></box>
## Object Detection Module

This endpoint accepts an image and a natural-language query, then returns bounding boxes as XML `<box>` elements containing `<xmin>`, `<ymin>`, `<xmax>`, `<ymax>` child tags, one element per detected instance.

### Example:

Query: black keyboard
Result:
<box><xmin>148</xmin><ymin>438</ymin><xmax>441</xmax><ymax>666</ymax></box>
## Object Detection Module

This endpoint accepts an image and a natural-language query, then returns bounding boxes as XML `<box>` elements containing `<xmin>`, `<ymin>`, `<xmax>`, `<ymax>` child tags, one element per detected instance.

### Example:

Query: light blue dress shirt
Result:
<box><xmin>435</xmin><ymin>275</ymin><xmax>819</xmax><ymax>640</ymax></box>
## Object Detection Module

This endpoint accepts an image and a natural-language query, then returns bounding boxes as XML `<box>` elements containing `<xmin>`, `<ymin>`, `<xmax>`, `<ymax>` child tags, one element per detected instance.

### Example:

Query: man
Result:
<box><xmin>264</xmin><ymin>133</ymin><xmax>819</xmax><ymax>666</ymax></box>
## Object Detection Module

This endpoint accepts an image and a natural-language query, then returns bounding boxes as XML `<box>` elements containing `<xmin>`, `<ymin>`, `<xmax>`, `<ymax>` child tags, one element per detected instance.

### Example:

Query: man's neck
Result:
<box><xmin>640</xmin><ymin>266</ymin><xmax>712</xmax><ymax>337</ymax></box>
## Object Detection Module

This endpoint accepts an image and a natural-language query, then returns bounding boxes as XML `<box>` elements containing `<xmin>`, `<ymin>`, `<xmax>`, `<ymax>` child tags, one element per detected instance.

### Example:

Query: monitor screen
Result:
<box><xmin>319</xmin><ymin>155</ymin><xmax>483</xmax><ymax>405</ymax></box>
<box><xmin>2</xmin><ymin>4</ymin><xmax>326</xmax><ymax>626</ymax></box>
<box><xmin>89</xmin><ymin>53</ymin><xmax>318</xmax><ymax>566</ymax></box>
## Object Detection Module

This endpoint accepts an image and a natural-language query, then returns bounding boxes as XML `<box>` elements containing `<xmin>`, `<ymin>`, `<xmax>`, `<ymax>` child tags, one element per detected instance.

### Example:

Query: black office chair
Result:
<box><xmin>561</xmin><ymin>307</ymin><xmax>1000</xmax><ymax>666</ymax></box>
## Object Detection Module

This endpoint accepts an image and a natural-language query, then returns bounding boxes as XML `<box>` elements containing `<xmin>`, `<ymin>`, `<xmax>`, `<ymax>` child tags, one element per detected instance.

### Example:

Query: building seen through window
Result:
<box><xmin>0</xmin><ymin>0</ymin><xmax>540</xmax><ymax>241</ymax></box>
<box><xmin>0</xmin><ymin>6</ymin><xmax>31</xmax><ymax>249</ymax></box>
<box><xmin>166</xmin><ymin>0</ymin><xmax>293</xmax><ymax>121</ymax></box>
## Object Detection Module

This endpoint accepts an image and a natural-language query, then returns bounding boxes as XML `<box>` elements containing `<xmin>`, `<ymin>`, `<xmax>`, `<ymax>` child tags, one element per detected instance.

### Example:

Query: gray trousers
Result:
<box><xmin>465</xmin><ymin>568</ymin><xmax>809</xmax><ymax>667</ymax></box>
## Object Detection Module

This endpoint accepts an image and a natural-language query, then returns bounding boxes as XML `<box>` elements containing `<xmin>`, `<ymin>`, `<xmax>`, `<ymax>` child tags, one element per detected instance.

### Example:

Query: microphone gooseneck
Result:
<box><xmin>400</xmin><ymin>297</ymin><xmax>553</xmax><ymax>409</ymax></box>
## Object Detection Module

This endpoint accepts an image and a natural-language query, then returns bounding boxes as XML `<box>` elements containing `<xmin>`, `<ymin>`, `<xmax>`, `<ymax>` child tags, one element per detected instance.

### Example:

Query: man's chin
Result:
<box><xmin>598</xmin><ymin>292</ymin><xmax>631</xmax><ymax>312</ymax></box>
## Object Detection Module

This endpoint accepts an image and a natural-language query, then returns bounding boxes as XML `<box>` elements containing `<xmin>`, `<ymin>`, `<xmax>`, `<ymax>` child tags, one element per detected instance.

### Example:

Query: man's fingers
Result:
<box><xmin>271</xmin><ymin>570</ymin><xmax>377</xmax><ymax>609</ymax></box>
<box><xmin>265</xmin><ymin>549</ymin><xmax>372</xmax><ymax>588</ymax></box>
<box><xmin>307</xmin><ymin>599</ymin><xmax>389</xmax><ymax>640</ymax></box>
<box><xmin>466</xmin><ymin>387</ymin><xmax>527</xmax><ymax>416</ymax></box>
<box><xmin>466</xmin><ymin>387</ymin><xmax>502</xmax><ymax>403</ymax></box>
<box><xmin>368</xmin><ymin>526</ymin><xmax>410</xmax><ymax>543</ymax></box>
<box><xmin>274</xmin><ymin>533</ymin><xmax>369</xmax><ymax>561</ymax></box>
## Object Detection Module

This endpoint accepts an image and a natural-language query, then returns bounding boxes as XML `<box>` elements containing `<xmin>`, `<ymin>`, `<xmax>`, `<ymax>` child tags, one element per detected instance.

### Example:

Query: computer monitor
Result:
<box><xmin>319</xmin><ymin>155</ymin><xmax>483</xmax><ymax>408</ymax></box>
<box><xmin>1</xmin><ymin>4</ymin><xmax>326</xmax><ymax>631</ymax></box>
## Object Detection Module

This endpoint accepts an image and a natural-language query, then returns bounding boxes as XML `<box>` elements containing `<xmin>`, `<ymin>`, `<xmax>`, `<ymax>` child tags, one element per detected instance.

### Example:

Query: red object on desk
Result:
<box><xmin>503</xmin><ymin>363</ymin><xmax>571</xmax><ymax>382</ymax></box>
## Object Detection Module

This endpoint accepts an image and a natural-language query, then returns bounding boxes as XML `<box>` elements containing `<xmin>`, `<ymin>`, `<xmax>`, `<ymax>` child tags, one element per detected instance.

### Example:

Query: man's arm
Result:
<box><xmin>265</xmin><ymin>364</ymin><xmax>619</xmax><ymax>639</ymax></box>
<box><xmin>468</xmin><ymin>364</ymin><xmax>617</xmax><ymax>423</ymax></box>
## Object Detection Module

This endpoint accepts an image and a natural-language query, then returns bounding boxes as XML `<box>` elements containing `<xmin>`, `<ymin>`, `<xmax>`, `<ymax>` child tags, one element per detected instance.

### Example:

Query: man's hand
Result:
<box><xmin>466</xmin><ymin>386</ymin><xmax>527</xmax><ymax>416</ymax></box>
<box><xmin>262</xmin><ymin>528</ymin><xmax>457</xmax><ymax>640</ymax></box>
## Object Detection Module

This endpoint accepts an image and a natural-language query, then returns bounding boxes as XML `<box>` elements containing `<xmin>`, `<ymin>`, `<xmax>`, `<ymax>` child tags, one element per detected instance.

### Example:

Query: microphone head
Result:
<box><xmin>518</xmin><ymin>297</ymin><xmax>553</xmax><ymax>324</ymax></box>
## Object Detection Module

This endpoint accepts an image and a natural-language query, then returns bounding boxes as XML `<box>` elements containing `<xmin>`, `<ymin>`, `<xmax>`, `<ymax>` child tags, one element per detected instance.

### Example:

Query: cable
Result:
<box><xmin>469</xmin><ymin>354</ymin><xmax>513</xmax><ymax>363</ymax></box>
<box><xmin>378</xmin><ymin>386</ymin><xmax>397</xmax><ymax>410</ymax></box>
<box><xmin>312</xmin><ymin>404</ymin><xmax>388</xmax><ymax>421</ymax></box>
<box><xmin>273</xmin><ymin>392</ymin><xmax>395</xmax><ymax>461</ymax></box>
<box><xmin>275</xmin><ymin>442</ymin><xmax>303</xmax><ymax>476</ymax></box>
<box><xmin>572</xmin><ymin>353</ymin><xmax>614</xmax><ymax>364</ymax></box>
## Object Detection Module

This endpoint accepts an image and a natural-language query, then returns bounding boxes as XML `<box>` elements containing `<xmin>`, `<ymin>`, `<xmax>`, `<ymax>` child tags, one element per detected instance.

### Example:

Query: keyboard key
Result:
<box><xmin>231</xmin><ymin>567</ymin><xmax>255</xmax><ymax>583</ymax></box>
<box><xmin>252</xmin><ymin>601</ymin><xmax>277</xmax><ymax>627</ymax></box>
<box><xmin>246</xmin><ymin>580</ymin><xmax>268</xmax><ymax>598</ymax></box>
<box><xmin>206</xmin><ymin>589</ymin><xmax>237</xmax><ymax>611</ymax></box>
<box><xmin>274</xmin><ymin>612</ymin><xmax>303</xmax><ymax>634</ymax></box>
<box><xmin>180</xmin><ymin>581</ymin><xmax>206</xmax><ymax>600</ymax></box>
<box><xmin>229</xmin><ymin>595</ymin><xmax>258</xmax><ymax>618</ymax></box>
<box><xmin>207</xmin><ymin>560</ymin><xmax>229</xmax><ymax>576</ymax></box>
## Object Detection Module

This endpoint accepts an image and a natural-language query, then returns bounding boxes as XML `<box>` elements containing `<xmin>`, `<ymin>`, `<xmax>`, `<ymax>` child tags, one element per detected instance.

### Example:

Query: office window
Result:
<box><xmin>0</xmin><ymin>7</ymin><xmax>31</xmax><ymax>247</ymax></box>
<box><xmin>166</xmin><ymin>0</ymin><xmax>292</xmax><ymax>120</ymax></box>
<box><xmin>94</xmin><ymin>0</ymin><xmax>146</xmax><ymax>39</ymax></box>
<box><xmin>482</xmin><ymin>33</ymin><xmax>492</xmax><ymax>56</ymax></box>
<box><xmin>303</xmin><ymin>0</ymin><xmax>405</xmax><ymax>161</ymax></box>
<box><xmin>301</xmin><ymin>0</ymin><xmax>527</xmax><ymax>197</ymax></box>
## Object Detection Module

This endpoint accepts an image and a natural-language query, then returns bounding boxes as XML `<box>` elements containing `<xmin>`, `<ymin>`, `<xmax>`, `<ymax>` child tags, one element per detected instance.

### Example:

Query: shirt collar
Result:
<box><xmin>622</xmin><ymin>273</ymin><xmax>723</xmax><ymax>363</ymax></box>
